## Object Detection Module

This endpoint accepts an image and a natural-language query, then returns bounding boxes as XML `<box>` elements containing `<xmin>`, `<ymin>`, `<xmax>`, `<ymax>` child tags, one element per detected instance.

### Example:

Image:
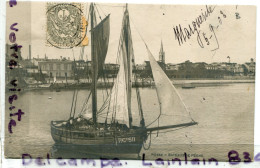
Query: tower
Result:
<box><xmin>159</xmin><ymin>40</ymin><xmax>165</xmax><ymax>64</ymax></box>
<box><xmin>29</xmin><ymin>45</ymin><xmax>31</xmax><ymax>60</ymax></box>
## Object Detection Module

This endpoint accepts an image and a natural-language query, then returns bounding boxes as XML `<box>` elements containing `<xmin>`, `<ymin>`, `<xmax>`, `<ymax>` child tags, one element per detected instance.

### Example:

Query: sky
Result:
<box><xmin>6</xmin><ymin>2</ymin><xmax>256</xmax><ymax>64</ymax></box>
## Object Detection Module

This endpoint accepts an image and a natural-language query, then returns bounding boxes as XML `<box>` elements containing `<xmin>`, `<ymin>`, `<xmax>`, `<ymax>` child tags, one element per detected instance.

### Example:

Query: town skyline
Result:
<box><xmin>6</xmin><ymin>3</ymin><xmax>256</xmax><ymax>65</ymax></box>
<box><xmin>16</xmin><ymin>43</ymin><xmax>255</xmax><ymax>66</ymax></box>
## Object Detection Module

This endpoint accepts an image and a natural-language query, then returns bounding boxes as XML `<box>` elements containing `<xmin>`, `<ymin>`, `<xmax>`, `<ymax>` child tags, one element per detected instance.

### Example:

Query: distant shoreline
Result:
<box><xmin>172</xmin><ymin>79</ymin><xmax>255</xmax><ymax>88</ymax></box>
<box><xmin>171</xmin><ymin>79</ymin><xmax>255</xmax><ymax>84</ymax></box>
<box><xmin>15</xmin><ymin>78</ymin><xmax>255</xmax><ymax>92</ymax></box>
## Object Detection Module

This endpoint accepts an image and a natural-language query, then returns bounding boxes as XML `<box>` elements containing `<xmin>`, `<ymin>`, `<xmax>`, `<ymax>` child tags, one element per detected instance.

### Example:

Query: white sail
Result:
<box><xmin>97</xmin><ymin>8</ymin><xmax>134</xmax><ymax>127</ymax></box>
<box><xmin>82</xmin><ymin>98</ymin><xmax>92</xmax><ymax>119</ymax></box>
<box><xmin>102</xmin><ymin>53</ymin><xmax>129</xmax><ymax>127</ymax></box>
<box><xmin>146</xmin><ymin>46</ymin><xmax>193</xmax><ymax>126</ymax></box>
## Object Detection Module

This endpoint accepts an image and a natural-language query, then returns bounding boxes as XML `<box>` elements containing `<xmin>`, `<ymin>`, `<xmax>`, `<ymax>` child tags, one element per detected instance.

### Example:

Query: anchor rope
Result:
<box><xmin>143</xmin><ymin>131</ymin><xmax>152</xmax><ymax>150</ymax></box>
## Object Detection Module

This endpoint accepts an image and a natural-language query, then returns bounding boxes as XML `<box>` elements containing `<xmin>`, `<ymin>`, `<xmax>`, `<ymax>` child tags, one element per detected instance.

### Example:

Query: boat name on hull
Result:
<box><xmin>117</xmin><ymin>137</ymin><xmax>136</xmax><ymax>143</ymax></box>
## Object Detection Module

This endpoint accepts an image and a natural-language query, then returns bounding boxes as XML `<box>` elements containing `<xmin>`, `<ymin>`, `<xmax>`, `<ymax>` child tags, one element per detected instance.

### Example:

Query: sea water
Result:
<box><xmin>4</xmin><ymin>83</ymin><xmax>254</xmax><ymax>161</ymax></box>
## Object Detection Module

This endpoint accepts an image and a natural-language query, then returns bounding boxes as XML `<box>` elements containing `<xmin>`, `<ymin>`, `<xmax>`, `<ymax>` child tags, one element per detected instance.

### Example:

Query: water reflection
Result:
<box><xmin>50</xmin><ymin>144</ymin><xmax>140</xmax><ymax>159</ymax></box>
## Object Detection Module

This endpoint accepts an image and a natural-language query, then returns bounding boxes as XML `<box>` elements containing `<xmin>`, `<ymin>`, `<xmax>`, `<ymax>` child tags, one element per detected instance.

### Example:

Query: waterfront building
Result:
<box><xmin>22</xmin><ymin>60</ymin><xmax>38</xmax><ymax>74</ymax></box>
<box><xmin>104</xmin><ymin>63</ymin><xmax>119</xmax><ymax>70</ymax></box>
<box><xmin>32</xmin><ymin>58</ymin><xmax>47</xmax><ymax>66</ymax></box>
<box><xmin>75</xmin><ymin>60</ymin><xmax>90</xmax><ymax>70</ymax></box>
<box><xmin>38</xmin><ymin>58</ymin><xmax>73</xmax><ymax>78</ymax></box>
<box><xmin>135</xmin><ymin>64</ymin><xmax>146</xmax><ymax>70</ymax></box>
<box><xmin>166</xmin><ymin>63</ymin><xmax>180</xmax><ymax>70</ymax></box>
<box><xmin>244</xmin><ymin>58</ymin><xmax>255</xmax><ymax>76</ymax></box>
<box><xmin>234</xmin><ymin>64</ymin><xmax>245</xmax><ymax>75</ymax></box>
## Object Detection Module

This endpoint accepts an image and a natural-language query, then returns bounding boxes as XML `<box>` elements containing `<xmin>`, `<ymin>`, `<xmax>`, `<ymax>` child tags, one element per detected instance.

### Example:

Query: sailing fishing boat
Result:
<box><xmin>51</xmin><ymin>3</ymin><xmax>197</xmax><ymax>157</ymax></box>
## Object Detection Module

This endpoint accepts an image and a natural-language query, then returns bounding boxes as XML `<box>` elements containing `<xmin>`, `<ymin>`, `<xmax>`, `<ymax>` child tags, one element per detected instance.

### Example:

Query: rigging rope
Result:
<box><xmin>96</xmin><ymin>4</ymin><xmax>107</xmax><ymax>17</ymax></box>
<box><xmin>129</xmin><ymin>16</ymin><xmax>147</xmax><ymax>48</ymax></box>
<box><xmin>94</xmin><ymin>3</ymin><xmax>102</xmax><ymax>21</ymax></box>
<box><xmin>145</xmin><ymin>101</ymin><xmax>162</xmax><ymax>128</ymax></box>
<box><xmin>79</xmin><ymin>91</ymin><xmax>91</xmax><ymax>115</ymax></box>
<box><xmin>78</xmin><ymin>3</ymin><xmax>101</xmax><ymax>118</ymax></box>
<box><xmin>102</xmin><ymin>69</ymin><xmax>109</xmax><ymax>96</ymax></box>
<box><xmin>72</xmin><ymin>90</ymin><xmax>79</xmax><ymax>118</ymax></box>
<box><xmin>98</xmin><ymin>4</ymin><xmax>125</xmax><ymax>7</ymax></box>
<box><xmin>128</xmin><ymin>15</ymin><xmax>145</xmax><ymax>127</ymax></box>
<box><xmin>106</xmin><ymin>20</ymin><xmax>124</xmax><ymax>125</ymax></box>
<box><xmin>143</xmin><ymin>132</ymin><xmax>152</xmax><ymax>150</ymax></box>
<box><xmin>69</xmin><ymin>90</ymin><xmax>76</xmax><ymax>118</ymax></box>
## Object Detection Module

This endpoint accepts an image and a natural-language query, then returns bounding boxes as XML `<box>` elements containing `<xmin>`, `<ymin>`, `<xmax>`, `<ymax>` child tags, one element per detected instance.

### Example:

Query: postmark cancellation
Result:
<box><xmin>46</xmin><ymin>3</ymin><xmax>88</xmax><ymax>48</ymax></box>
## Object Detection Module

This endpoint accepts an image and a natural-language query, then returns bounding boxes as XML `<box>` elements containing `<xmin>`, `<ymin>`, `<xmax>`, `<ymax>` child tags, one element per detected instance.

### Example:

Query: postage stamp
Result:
<box><xmin>2</xmin><ymin>1</ymin><xmax>257</xmax><ymax>165</ymax></box>
<box><xmin>46</xmin><ymin>3</ymin><xmax>88</xmax><ymax>48</ymax></box>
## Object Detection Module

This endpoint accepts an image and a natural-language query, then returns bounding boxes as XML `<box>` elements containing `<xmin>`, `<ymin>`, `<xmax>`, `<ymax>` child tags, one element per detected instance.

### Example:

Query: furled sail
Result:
<box><xmin>146</xmin><ymin>45</ymin><xmax>193</xmax><ymax>126</ymax></box>
<box><xmin>92</xmin><ymin>15</ymin><xmax>110</xmax><ymax>79</ymax></box>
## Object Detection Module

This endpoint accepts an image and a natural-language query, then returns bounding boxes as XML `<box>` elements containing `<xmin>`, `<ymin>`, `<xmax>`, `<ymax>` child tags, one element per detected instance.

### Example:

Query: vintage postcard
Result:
<box><xmin>3</xmin><ymin>1</ymin><xmax>256</xmax><ymax>164</ymax></box>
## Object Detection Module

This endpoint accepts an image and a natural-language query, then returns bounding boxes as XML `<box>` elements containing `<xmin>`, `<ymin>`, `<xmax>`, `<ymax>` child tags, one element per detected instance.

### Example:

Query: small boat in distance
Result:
<box><xmin>182</xmin><ymin>84</ymin><xmax>196</xmax><ymax>89</ymax></box>
<box><xmin>51</xmin><ymin>3</ymin><xmax>197</xmax><ymax>158</ymax></box>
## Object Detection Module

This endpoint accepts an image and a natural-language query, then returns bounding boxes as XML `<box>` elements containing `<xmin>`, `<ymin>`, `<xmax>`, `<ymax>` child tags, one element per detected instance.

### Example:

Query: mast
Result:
<box><xmin>90</xmin><ymin>3</ymin><xmax>97</xmax><ymax>125</ymax></box>
<box><xmin>90</xmin><ymin>3</ymin><xmax>110</xmax><ymax>125</ymax></box>
<box><xmin>124</xmin><ymin>4</ymin><xmax>133</xmax><ymax>128</ymax></box>
<box><xmin>100</xmin><ymin>5</ymin><xmax>133</xmax><ymax>128</ymax></box>
<box><xmin>125</xmin><ymin>4</ymin><xmax>145</xmax><ymax>127</ymax></box>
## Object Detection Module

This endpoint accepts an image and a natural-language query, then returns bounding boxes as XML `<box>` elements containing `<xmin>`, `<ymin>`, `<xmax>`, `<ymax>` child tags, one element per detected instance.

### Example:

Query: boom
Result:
<box><xmin>145</xmin><ymin>121</ymin><xmax>198</xmax><ymax>132</ymax></box>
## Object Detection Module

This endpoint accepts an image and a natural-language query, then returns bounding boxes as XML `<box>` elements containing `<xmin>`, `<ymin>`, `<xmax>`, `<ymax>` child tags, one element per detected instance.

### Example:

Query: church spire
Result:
<box><xmin>160</xmin><ymin>40</ymin><xmax>163</xmax><ymax>53</ymax></box>
<box><xmin>159</xmin><ymin>40</ymin><xmax>165</xmax><ymax>64</ymax></box>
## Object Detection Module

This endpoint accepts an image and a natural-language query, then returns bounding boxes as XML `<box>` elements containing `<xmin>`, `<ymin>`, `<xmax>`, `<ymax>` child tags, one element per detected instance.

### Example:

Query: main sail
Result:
<box><xmin>92</xmin><ymin>15</ymin><xmax>110</xmax><ymax>78</ymax></box>
<box><xmin>104</xmin><ymin>54</ymin><xmax>130</xmax><ymax>127</ymax></box>
<box><xmin>120</xmin><ymin>7</ymin><xmax>133</xmax><ymax>127</ymax></box>
<box><xmin>97</xmin><ymin>6</ymin><xmax>134</xmax><ymax>128</ymax></box>
<box><xmin>146</xmin><ymin>45</ymin><xmax>194</xmax><ymax>127</ymax></box>
<box><xmin>86</xmin><ymin>3</ymin><xmax>110</xmax><ymax>124</ymax></box>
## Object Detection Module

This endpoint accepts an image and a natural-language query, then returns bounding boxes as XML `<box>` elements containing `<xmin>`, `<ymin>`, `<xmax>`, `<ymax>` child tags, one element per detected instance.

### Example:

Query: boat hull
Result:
<box><xmin>51</xmin><ymin>121</ymin><xmax>147</xmax><ymax>155</ymax></box>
